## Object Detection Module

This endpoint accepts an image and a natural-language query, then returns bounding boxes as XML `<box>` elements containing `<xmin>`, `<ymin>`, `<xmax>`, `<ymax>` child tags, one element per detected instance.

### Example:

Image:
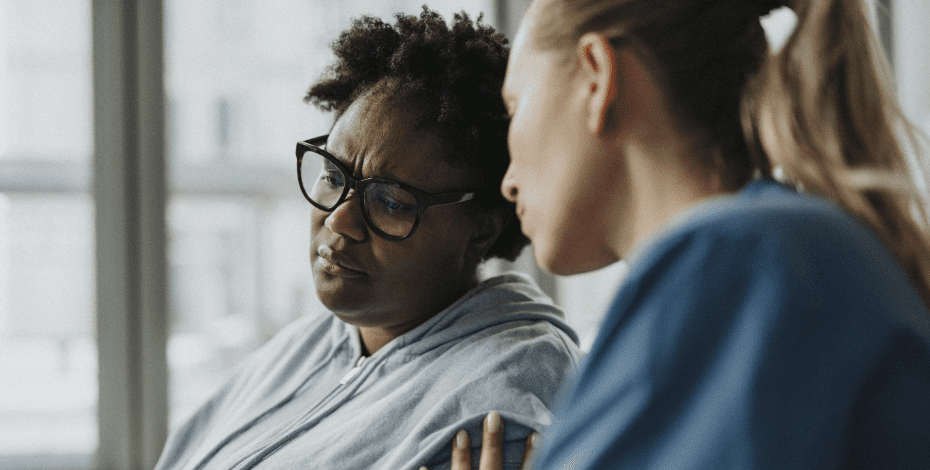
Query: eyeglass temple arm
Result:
<box><xmin>426</xmin><ymin>192</ymin><xmax>475</xmax><ymax>207</ymax></box>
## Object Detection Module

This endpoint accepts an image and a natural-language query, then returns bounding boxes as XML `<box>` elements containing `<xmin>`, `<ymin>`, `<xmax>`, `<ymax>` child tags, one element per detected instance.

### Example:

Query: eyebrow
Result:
<box><xmin>322</xmin><ymin>144</ymin><xmax>350</xmax><ymax>167</ymax></box>
<box><xmin>326</xmin><ymin>142</ymin><xmax>415</xmax><ymax>190</ymax></box>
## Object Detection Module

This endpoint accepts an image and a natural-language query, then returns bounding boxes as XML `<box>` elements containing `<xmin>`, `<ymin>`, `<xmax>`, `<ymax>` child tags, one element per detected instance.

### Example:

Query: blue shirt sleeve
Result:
<box><xmin>531</xmin><ymin>201</ymin><xmax>930</xmax><ymax>469</ymax></box>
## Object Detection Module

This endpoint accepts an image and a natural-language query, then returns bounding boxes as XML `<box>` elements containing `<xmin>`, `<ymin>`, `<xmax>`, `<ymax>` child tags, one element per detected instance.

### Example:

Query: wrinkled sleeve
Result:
<box><xmin>418</xmin><ymin>322</ymin><xmax>581</xmax><ymax>470</ymax></box>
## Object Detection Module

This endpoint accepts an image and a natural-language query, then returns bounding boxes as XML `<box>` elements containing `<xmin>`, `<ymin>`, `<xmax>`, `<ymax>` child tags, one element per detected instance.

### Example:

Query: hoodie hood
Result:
<box><xmin>374</xmin><ymin>272</ymin><xmax>578</xmax><ymax>356</ymax></box>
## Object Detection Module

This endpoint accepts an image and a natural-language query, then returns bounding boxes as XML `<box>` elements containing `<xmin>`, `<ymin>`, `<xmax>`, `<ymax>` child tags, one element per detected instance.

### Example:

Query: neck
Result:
<box><xmin>356</xmin><ymin>275</ymin><xmax>478</xmax><ymax>355</ymax></box>
<box><xmin>611</xmin><ymin>135</ymin><xmax>728</xmax><ymax>259</ymax></box>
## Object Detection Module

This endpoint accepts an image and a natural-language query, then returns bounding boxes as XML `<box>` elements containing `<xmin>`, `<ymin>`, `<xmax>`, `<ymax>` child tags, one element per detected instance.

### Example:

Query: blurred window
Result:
<box><xmin>0</xmin><ymin>0</ymin><xmax>96</xmax><ymax>467</ymax></box>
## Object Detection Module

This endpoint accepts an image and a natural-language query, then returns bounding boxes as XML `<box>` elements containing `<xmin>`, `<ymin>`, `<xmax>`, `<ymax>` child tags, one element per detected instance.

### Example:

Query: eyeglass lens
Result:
<box><xmin>301</xmin><ymin>150</ymin><xmax>419</xmax><ymax>238</ymax></box>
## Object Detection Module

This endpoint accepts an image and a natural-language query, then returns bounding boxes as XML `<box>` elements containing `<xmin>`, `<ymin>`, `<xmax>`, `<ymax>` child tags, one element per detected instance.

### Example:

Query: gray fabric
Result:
<box><xmin>155</xmin><ymin>272</ymin><xmax>581</xmax><ymax>470</ymax></box>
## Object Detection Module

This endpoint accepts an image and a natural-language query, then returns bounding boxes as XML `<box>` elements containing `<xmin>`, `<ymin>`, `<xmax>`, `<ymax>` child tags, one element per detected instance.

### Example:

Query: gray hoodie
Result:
<box><xmin>155</xmin><ymin>272</ymin><xmax>581</xmax><ymax>470</ymax></box>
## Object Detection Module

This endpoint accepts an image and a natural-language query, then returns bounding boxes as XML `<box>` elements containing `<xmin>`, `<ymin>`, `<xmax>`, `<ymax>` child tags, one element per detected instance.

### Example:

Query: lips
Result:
<box><xmin>316</xmin><ymin>245</ymin><xmax>368</xmax><ymax>278</ymax></box>
<box><xmin>513</xmin><ymin>200</ymin><xmax>529</xmax><ymax>226</ymax></box>
<box><xmin>512</xmin><ymin>201</ymin><xmax>533</xmax><ymax>239</ymax></box>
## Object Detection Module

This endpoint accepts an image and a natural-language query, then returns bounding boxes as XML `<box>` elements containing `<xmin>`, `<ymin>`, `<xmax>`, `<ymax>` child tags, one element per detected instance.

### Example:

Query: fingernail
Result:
<box><xmin>456</xmin><ymin>429</ymin><xmax>469</xmax><ymax>449</ymax></box>
<box><xmin>419</xmin><ymin>467</ymin><xmax>428</xmax><ymax>470</ymax></box>
<box><xmin>530</xmin><ymin>431</ymin><xmax>540</xmax><ymax>448</ymax></box>
<box><xmin>486</xmin><ymin>411</ymin><xmax>501</xmax><ymax>433</ymax></box>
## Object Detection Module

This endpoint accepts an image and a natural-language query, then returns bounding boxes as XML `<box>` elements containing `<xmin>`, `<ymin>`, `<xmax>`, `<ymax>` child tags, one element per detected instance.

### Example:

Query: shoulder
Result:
<box><xmin>597</xmin><ymin>179</ymin><xmax>928</xmax><ymax>372</ymax></box>
<box><xmin>595</xmin><ymin>179</ymin><xmax>929</xmax><ymax>382</ymax></box>
<box><xmin>387</xmin><ymin>281</ymin><xmax>584</xmax><ymax>469</ymax></box>
<box><xmin>401</xmin><ymin>279</ymin><xmax>583</xmax><ymax>426</ymax></box>
<box><xmin>412</xmin><ymin>324</ymin><xmax>579</xmax><ymax>469</ymax></box>
<box><xmin>409</xmin><ymin>272</ymin><xmax>582</xmax><ymax>372</ymax></box>
<box><xmin>654</xmin><ymin>180</ymin><xmax>871</xmax><ymax>258</ymax></box>
<box><xmin>628</xmin><ymin>180</ymin><xmax>910</xmax><ymax>301</ymax></box>
<box><xmin>449</xmin><ymin>316</ymin><xmax>582</xmax><ymax>380</ymax></box>
<box><xmin>444</xmin><ymin>273</ymin><xmax>582</xmax><ymax>370</ymax></box>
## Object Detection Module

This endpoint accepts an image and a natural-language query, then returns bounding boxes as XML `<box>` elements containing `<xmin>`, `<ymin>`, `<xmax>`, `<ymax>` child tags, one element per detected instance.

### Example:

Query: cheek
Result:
<box><xmin>312</xmin><ymin>206</ymin><xmax>332</xmax><ymax>227</ymax></box>
<box><xmin>512</xmin><ymin>133</ymin><xmax>620</xmax><ymax>273</ymax></box>
<box><xmin>508</xmin><ymin>99</ymin><xmax>549</xmax><ymax>161</ymax></box>
<box><xmin>508</xmin><ymin>115</ymin><xmax>554</xmax><ymax>197</ymax></box>
<box><xmin>376</xmin><ymin>218</ymin><xmax>466</xmax><ymax>271</ymax></box>
<box><xmin>508</xmin><ymin>82</ymin><xmax>583</xmax><ymax>201</ymax></box>
<box><xmin>364</xmin><ymin>228</ymin><xmax>465</xmax><ymax>310</ymax></box>
<box><xmin>508</xmin><ymin>116</ymin><xmax>582</xmax><ymax>222</ymax></box>
<box><xmin>309</xmin><ymin>209</ymin><xmax>327</xmax><ymax>246</ymax></box>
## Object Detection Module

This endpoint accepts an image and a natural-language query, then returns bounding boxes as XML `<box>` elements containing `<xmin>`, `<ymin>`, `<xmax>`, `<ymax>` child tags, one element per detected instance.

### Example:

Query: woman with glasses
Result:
<box><xmin>442</xmin><ymin>0</ymin><xmax>930</xmax><ymax>469</ymax></box>
<box><xmin>154</xmin><ymin>8</ymin><xmax>580</xmax><ymax>470</ymax></box>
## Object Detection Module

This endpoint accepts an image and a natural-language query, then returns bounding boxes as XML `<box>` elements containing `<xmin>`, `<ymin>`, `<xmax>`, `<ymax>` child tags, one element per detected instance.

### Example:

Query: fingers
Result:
<box><xmin>448</xmin><ymin>428</ymin><xmax>472</xmax><ymax>470</ymax></box>
<box><xmin>479</xmin><ymin>411</ymin><xmax>505</xmax><ymax>469</ymax></box>
<box><xmin>521</xmin><ymin>432</ymin><xmax>540</xmax><ymax>470</ymax></box>
<box><xmin>433</xmin><ymin>411</ymin><xmax>519</xmax><ymax>470</ymax></box>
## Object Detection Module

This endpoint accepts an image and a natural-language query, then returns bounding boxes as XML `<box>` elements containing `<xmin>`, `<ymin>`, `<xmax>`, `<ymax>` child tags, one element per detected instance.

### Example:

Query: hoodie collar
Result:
<box><xmin>340</xmin><ymin>272</ymin><xmax>576</xmax><ymax>360</ymax></box>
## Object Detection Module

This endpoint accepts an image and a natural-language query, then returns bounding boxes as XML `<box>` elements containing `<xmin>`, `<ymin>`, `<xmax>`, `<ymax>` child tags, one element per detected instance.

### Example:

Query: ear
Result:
<box><xmin>577</xmin><ymin>33</ymin><xmax>618</xmax><ymax>136</ymax></box>
<box><xmin>464</xmin><ymin>207</ymin><xmax>508</xmax><ymax>266</ymax></box>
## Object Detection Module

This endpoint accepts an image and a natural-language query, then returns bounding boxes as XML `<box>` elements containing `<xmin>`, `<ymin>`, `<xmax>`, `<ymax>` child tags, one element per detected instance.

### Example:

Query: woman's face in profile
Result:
<box><xmin>309</xmin><ymin>92</ymin><xmax>480</xmax><ymax>332</ymax></box>
<box><xmin>501</xmin><ymin>0</ymin><xmax>623</xmax><ymax>275</ymax></box>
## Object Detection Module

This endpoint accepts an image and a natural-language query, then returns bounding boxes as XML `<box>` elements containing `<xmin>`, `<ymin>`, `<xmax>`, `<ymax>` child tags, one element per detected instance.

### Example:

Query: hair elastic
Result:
<box><xmin>757</xmin><ymin>0</ymin><xmax>787</xmax><ymax>16</ymax></box>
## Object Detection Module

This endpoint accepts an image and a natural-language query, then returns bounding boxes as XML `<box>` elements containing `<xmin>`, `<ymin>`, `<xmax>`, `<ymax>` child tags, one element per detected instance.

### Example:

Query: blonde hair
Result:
<box><xmin>744</xmin><ymin>0</ymin><xmax>930</xmax><ymax>308</ymax></box>
<box><xmin>536</xmin><ymin>0</ymin><xmax>930</xmax><ymax>307</ymax></box>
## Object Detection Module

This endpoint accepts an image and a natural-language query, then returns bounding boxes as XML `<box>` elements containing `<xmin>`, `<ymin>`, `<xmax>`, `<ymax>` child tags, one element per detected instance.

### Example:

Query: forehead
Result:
<box><xmin>502</xmin><ymin>11</ymin><xmax>534</xmax><ymax>98</ymax></box>
<box><xmin>326</xmin><ymin>93</ymin><xmax>469</xmax><ymax>193</ymax></box>
<box><xmin>503</xmin><ymin>1</ymin><xmax>565</xmax><ymax>100</ymax></box>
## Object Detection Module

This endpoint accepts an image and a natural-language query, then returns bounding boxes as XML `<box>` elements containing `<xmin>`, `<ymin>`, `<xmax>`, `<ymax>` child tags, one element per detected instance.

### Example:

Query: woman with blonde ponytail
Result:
<box><xmin>431</xmin><ymin>0</ymin><xmax>930</xmax><ymax>468</ymax></box>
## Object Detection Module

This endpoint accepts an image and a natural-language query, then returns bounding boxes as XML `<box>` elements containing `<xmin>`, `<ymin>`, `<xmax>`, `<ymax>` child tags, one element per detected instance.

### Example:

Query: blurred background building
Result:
<box><xmin>0</xmin><ymin>0</ymin><xmax>926</xmax><ymax>468</ymax></box>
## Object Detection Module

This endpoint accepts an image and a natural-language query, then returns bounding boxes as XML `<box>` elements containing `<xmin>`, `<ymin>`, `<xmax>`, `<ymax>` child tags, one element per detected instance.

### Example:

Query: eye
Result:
<box><xmin>318</xmin><ymin>170</ymin><xmax>342</xmax><ymax>187</ymax></box>
<box><xmin>377</xmin><ymin>194</ymin><xmax>414</xmax><ymax>214</ymax></box>
<box><xmin>320</xmin><ymin>161</ymin><xmax>345</xmax><ymax>187</ymax></box>
<box><xmin>370</xmin><ymin>185</ymin><xmax>415</xmax><ymax>214</ymax></box>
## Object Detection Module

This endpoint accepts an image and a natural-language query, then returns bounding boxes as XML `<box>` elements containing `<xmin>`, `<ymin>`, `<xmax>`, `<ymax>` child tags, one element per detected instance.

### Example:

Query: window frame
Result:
<box><xmin>92</xmin><ymin>1</ymin><xmax>168</xmax><ymax>468</ymax></box>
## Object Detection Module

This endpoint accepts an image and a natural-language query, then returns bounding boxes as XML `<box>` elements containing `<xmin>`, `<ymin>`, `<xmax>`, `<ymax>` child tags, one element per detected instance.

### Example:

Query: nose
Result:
<box><xmin>324</xmin><ymin>192</ymin><xmax>367</xmax><ymax>242</ymax></box>
<box><xmin>500</xmin><ymin>164</ymin><xmax>519</xmax><ymax>203</ymax></box>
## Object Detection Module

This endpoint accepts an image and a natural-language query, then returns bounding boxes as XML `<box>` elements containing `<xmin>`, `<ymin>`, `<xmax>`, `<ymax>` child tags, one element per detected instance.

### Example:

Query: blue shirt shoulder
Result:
<box><xmin>534</xmin><ymin>179</ymin><xmax>930</xmax><ymax>470</ymax></box>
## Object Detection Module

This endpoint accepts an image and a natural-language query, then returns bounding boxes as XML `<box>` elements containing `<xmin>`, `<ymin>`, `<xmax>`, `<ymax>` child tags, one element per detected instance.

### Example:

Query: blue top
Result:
<box><xmin>155</xmin><ymin>273</ymin><xmax>581</xmax><ymax>470</ymax></box>
<box><xmin>532</xmin><ymin>179</ymin><xmax>930</xmax><ymax>469</ymax></box>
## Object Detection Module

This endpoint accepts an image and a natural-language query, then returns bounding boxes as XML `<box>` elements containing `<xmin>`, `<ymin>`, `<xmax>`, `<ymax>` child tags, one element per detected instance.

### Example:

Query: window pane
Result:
<box><xmin>164</xmin><ymin>0</ymin><xmax>494</xmax><ymax>429</ymax></box>
<box><xmin>0</xmin><ymin>196</ymin><xmax>96</xmax><ymax>457</ymax></box>
<box><xmin>0</xmin><ymin>0</ymin><xmax>96</xmax><ymax>467</ymax></box>
<box><xmin>0</xmin><ymin>1</ymin><xmax>92</xmax><ymax>161</ymax></box>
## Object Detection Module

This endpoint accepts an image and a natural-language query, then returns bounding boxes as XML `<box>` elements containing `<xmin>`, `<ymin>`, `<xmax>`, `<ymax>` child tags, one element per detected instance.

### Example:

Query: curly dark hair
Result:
<box><xmin>304</xmin><ymin>6</ymin><xmax>528</xmax><ymax>262</ymax></box>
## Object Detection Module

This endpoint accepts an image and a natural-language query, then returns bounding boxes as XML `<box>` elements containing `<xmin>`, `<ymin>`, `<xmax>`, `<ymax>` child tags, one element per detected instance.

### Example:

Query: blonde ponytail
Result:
<box><xmin>537</xmin><ymin>0</ymin><xmax>930</xmax><ymax>305</ymax></box>
<box><xmin>743</xmin><ymin>0</ymin><xmax>930</xmax><ymax>307</ymax></box>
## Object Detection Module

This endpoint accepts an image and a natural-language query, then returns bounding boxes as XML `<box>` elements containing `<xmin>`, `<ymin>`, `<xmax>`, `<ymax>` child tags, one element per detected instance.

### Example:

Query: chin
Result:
<box><xmin>329</xmin><ymin>309</ymin><xmax>376</xmax><ymax>327</ymax></box>
<box><xmin>534</xmin><ymin>238</ymin><xmax>619</xmax><ymax>276</ymax></box>
<box><xmin>314</xmin><ymin>275</ymin><xmax>370</xmax><ymax>316</ymax></box>
<box><xmin>318</xmin><ymin>296</ymin><xmax>379</xmax><ymax>327</ymax></box>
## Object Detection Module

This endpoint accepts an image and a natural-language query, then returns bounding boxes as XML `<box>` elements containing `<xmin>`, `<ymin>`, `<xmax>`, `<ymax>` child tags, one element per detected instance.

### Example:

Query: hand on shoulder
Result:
<box><xmin>420</xmin><ymin>411</ymin><xmax>537</xmax><ymax>470</ymax></box>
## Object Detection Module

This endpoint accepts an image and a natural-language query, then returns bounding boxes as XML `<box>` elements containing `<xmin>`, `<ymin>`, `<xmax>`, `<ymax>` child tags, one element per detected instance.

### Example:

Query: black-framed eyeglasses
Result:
<box><xmin>296</xmin><ymin>135</ymin><xmax>478</xmax><ymax>240</ymax></box>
